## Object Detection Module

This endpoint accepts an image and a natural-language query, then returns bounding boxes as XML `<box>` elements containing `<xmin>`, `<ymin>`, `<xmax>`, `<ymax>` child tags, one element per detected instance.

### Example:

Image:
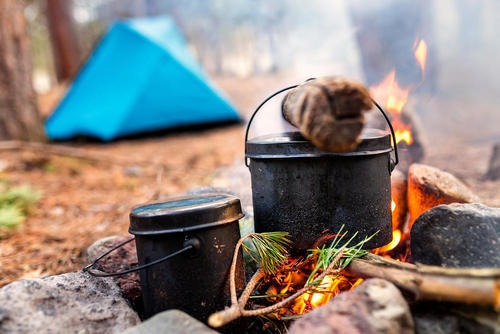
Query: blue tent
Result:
<box><xmin>45</xmin><ymin>16</ymin><xmax>239</xmax><ymax>141</ymax></box>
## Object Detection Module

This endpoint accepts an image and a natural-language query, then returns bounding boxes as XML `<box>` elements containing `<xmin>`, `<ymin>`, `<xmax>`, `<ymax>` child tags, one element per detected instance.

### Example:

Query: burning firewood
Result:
<box><xmin>349</xmin><ymin>253</ymin><xmax>500</xmax><ymax>308</ymax></box>
<box><xmin>281</xmin><ymin>77</ymin><xmax>373</xmax><ymax>152</ymax></box>
<box><xmin>209</xmin><ymin>228</ymin><xmax>374</xmax><ymax>328</ymax></box>
<box><xmin>209</xmin><ymin>228</ymin><xmax>500</xmax><ymax>329</ymax></box>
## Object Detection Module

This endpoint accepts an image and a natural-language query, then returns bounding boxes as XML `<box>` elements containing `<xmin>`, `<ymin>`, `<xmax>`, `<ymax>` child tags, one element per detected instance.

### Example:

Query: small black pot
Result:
<box><xmin>129</xmin><ymin>193</ymin><xmax>245</xmax><ymax>321</ymax></box>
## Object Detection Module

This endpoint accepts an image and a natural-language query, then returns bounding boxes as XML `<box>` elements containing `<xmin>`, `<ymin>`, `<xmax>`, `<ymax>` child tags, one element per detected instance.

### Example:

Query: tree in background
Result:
<box><xmin>0</xmin><ymin>0</ymin><xmax>45</xmax><ymax>141</ymax></box>
<box><xmin>46</xmin><ymin>0</ymin><xmax>80</xmax><ymax>81</ymax></box>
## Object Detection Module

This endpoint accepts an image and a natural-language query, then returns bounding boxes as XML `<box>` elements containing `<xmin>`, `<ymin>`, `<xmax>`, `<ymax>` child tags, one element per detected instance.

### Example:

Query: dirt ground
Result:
<box><xmin>1</xmin><ymin>76</ymin><xmax>499</xmax><ymax>287</ymax></box>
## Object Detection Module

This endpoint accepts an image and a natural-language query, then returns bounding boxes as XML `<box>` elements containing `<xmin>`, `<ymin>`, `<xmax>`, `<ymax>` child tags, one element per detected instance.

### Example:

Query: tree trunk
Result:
<box><xmin>0</xmin><ymin>0</ymin><xmax>45</xmax><ymax>141</ymax></box>
<box><xmin>46</xmin><ymin>0</ymin><xmax>80</xmax><ymax>81</ymax></box>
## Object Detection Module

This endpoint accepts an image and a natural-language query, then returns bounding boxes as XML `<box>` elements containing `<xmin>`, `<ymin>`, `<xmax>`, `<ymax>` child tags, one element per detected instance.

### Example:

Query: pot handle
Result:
<box><xmin>244</xmin><ymin>81</ymin><xmax>399</xmax><ymax>171</ymax></box>
<box><xmin>83</xmin><ymin>237</ymin><xmax>200</xmax><ymax>277</ymax></box>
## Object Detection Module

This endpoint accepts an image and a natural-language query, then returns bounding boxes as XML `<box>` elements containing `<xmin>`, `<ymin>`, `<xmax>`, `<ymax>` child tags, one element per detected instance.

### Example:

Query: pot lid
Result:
<box><xmin>246</xmin><ymin>128</ymin><xmax>392</xmax><ymax>158</ymax></box>
<box><xmin>129</xmin><ymin>193</ymin><xmax>244</xmax><ymax>235</ymax></box>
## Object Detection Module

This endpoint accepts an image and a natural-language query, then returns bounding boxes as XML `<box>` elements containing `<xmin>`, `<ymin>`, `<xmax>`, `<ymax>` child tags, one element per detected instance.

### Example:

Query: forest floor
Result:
<box><xmin>1</xmin><ymin>75</ymin><xmax>499</xmax><ymax>286</ymax></box>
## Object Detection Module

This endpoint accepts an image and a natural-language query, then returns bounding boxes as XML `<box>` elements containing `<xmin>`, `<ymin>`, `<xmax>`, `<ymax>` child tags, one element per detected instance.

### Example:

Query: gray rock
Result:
<box><xmin>411</xmin><ymin>203</ymin><xmax>500</xmax><ymax>267</ymax></box>
<box><xmin>87</xmin><ymin>235</ymin><xmax>141</xmax><ymax>305</ymax></box>
<box><xmin>412</xmin><ymin>302</ymin><xmax>498</xmax><ymax>334</ymax></box>
<box><xmin>122</xmin><ymin>310</ymin><xmax>219</xmax><ymax>334</ymax></box>
<box><xmin>288</xmin><ymin>278</ymin><xmax>414</xmax><ymax>334</ymax></box>
<box><xmin>0</xmin><ymin>271</ymin><xmax>139</xmax><ymax>334</ymax></box>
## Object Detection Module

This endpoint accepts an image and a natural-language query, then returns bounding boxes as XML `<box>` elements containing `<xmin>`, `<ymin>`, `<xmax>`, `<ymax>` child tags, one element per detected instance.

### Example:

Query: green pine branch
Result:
<box><xmin>242</xmin><ymin>231</ymin><xmax>291</xmax><ymax>274</ymax></box>
<box><xmin>306</xmin><ymin>225</ymin><xmax>377</xmax><ymax>286</ymax></box>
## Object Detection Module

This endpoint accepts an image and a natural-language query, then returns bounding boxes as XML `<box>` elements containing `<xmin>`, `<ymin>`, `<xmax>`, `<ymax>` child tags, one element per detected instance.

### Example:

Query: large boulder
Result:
<box><xmin>288</xmin><ymin>279</ymin><xmax>414</xmax><ymax>334</ymax></box>
<box><xmin>87</xmin><ymin>235</ymin><xmax>141</xmax><ymax>306</ymax></box>
<box><xmin>407</xmin><ymin>164</ymin><xmax>480</xmax><ymax>225</ymax></box>
<box><xmin>411</xmin><ymin>203</ymin><xmax>500</xmax><ymax>267</ymax></box>
<box><xmin>122</xmin><ymin>310</ymin><xmax>219</xmax><ymax>334</ymax></box>
<box><xmin>0</xmin><ymin>271</ymin><xmax>140</xmax><ymax>333</ymax></box>
<box><xmin>412</xmin><ymin>302</ymin><xmax>498</xmax><ymax>334</ymax></box>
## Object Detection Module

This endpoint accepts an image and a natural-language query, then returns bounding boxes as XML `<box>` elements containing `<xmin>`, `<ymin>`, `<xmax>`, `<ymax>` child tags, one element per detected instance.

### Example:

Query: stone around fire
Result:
<box><xmin>407</xmin><ymin>163</ymin><xmax>480</xmax><ymax>224</ymax></box>
<box><xmin>411</xmin><ymin>203</ymin><xmax>500</xmax><ymax>267</ymax></box>
<box><xmin>0</xmin><ymin>271</ymin><xmax>139</xmax><ymax>333</ymax></box>
<box><xmin>122</xmin><ymin>310</ymin><xmax>219</xmax><ymax>334</ymax></box>
<box><xmin>87</xmin><ymin>235</ymin><xmax>141</xmax><ymax>306</ymax></box>
<box><xmin>412</xmin><ymin>302</ymin><xmax>499</xmax><ymax>334</ymax></box>
<box><xmin>288</xmin><ymin>278</ymin><xmax>414</xmax><ymax>334</ymax></box>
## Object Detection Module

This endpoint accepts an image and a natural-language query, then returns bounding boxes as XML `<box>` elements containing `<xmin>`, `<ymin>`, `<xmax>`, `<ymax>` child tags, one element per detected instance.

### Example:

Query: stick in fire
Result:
<box><xmin>282</xmin><ymin>77</ymin><xmax>373</xmax><ymax>152</ymax></box>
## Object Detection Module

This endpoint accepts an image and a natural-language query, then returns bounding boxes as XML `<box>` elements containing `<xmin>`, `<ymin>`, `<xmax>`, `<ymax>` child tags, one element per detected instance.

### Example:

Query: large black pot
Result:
<box><xmin>245</xmin><ymin>85</ymin><xmax>398</xmax><ymax>253</ymax></box>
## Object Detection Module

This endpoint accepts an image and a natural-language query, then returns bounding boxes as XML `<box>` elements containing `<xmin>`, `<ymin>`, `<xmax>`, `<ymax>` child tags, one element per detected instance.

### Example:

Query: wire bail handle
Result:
<box><xmin>244</xmin><ymin>80</ymin><xmax>399</xmax><ymax>171</ymax></box>
<box><xmin>83</xmin><ymin>237</ymin><xmax>200</xmax><ymax>277</ymax></box>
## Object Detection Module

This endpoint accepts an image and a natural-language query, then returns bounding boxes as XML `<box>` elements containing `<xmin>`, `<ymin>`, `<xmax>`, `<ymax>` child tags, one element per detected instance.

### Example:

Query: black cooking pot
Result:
<box><xmin>85</xmin><ymin>193</ymin><xmax>245</xmax><ymax>322</ymax></box>
<box><xmin>245</xmin><ymin>85</ymin><xmax>399</xmax><ymax>253</ymax></box>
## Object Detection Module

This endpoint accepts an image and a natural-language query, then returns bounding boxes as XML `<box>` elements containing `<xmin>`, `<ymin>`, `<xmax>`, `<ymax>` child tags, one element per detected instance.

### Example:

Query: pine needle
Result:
<box><xmin>306</xmin><ymin>225</ymin><xmax>378</xmax><ymax>285</ymax></box>
<box><xmin>243</xmin><ymin>232</ymin><xmax>291</xmax><ymax>274</ymax></box>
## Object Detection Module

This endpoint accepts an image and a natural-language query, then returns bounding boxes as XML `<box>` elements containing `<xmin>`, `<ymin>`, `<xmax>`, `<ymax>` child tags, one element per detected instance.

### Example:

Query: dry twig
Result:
<box><xmin>208</xmin><ymin>249</ymin><xmax>345</xmax><ymax>328</ymax></box>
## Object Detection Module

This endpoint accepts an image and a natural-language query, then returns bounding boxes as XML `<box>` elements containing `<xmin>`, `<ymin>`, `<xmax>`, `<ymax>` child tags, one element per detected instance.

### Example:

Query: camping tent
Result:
<box><xmin>45</xmin><ymin>16</ymin><xmax>239</xmax><ymax>141</ymax></box>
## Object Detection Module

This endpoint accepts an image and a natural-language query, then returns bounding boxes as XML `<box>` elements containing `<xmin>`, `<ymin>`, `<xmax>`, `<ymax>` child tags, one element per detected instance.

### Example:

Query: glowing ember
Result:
<box><xmin>292</xmin><ymin>275</ymin><xmax>346</xmax><ymax>314</ymax></box>
<box><xmin>349</xmin><ymin>278</ymin><xmax>363</xmax><ymax>291</ymax></box>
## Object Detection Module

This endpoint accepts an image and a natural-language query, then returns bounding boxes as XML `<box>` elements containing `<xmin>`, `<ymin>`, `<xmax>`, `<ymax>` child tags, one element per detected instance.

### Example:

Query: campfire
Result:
<box><xmin>249</xmin><ymin>198</ymin><xmax>405</xmax><ymax>320</ymax></box>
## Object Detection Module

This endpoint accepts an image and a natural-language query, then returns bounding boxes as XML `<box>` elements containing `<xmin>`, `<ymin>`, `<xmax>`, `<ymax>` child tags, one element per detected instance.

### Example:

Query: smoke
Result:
<box><xmin>148</xmin><ymin>0</ymin><xmax>500</xmax><ymax>144</ymax></box>
<box><xmin>78</xmin><ymin>0</ymin><xmax>500</xmax><ymax>144</ymax></box>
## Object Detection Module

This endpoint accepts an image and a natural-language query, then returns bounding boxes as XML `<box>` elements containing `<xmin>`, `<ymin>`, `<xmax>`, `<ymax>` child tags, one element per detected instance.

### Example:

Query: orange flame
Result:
<box><xmin>414</xmin><ymin>39</ymin><xmax>428</xmax><ymax>75</ymax></box>
<box><xmin>370</xmin><ymin>69</ymin><xmax>411</xmax><ymax>114</ymax></box>
<box><xmin>370</xmin><ymin>37</ymin><xmax>427</xmax><ymax>148</ymax></box>
<box><xmin>376</xmin><ymin>229</ymin><xmax>402</xmax><ymax>253</ymax></box>
<box><xmin>373</xmin><ymin>199</ymin><xmax>402</xmax><ymax>254</ymax></box>
<box><xmin>292</xmin><ymin>275</ymin><xmax>346</xmax><ymax>314</ymax></box>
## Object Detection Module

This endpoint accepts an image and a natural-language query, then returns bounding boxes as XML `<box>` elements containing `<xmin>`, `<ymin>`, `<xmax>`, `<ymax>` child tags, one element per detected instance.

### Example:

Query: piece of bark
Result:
<box><xmin>407</xmin><ymin>163</ymin><xmax>480</xmax><ymax>226</ymax></box>
<box><xmin>485</xmin><ymin>143</ymin><xmax>500</xmax><ymax>181</ymax></box>
<box><xmin>282</xmin><ymin>77</ymin><xmax>372</xmax><ymax>152</ymax></box>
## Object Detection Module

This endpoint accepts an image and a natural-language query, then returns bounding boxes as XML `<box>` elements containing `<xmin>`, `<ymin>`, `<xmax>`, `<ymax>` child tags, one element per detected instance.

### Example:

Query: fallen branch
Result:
<box><xmin>0</xmin><ymin>140</ymin><xmax>166</xmax><ymax>168</ymax></box>
<box><xmin>0</xmin><ymin>140</ymin><xmax>114</xmax><ymax>163</ymax></box>
<box><xmin>349</xmin><ymin>253</ymin><xmax>500</xmax><ymax>308</ymax></box>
